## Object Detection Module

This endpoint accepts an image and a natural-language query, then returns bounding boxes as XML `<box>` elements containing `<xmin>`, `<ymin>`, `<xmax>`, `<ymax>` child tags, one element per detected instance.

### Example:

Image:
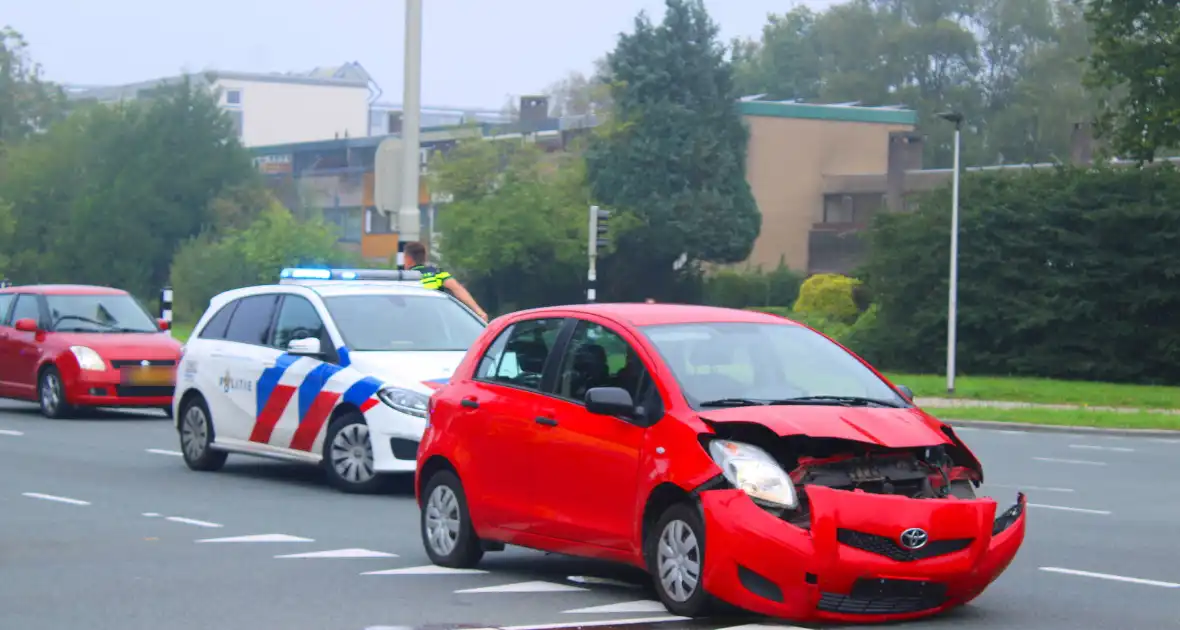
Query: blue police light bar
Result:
<box><xmin>279</xmin><ymin>267</ymin><xmax>424</xmax><ymax>284</ymax></box>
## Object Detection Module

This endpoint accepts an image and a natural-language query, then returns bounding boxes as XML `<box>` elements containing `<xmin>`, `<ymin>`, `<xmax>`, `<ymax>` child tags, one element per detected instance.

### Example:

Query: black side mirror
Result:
<box><xmin>896</xmin><ymin>384</ymin><xmax>915</xmax><ymax>401</ymax></box>
<box><xmin>585</xmin><ymin>387</ymin><xmax>636</xmax><ymax>417</ymax></box>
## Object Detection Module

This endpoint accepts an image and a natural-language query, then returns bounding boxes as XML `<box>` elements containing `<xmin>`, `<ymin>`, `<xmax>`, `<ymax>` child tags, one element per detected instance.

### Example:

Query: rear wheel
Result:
<box><xmin>647</xmin><ymin>502</ymin><xmax>715</xmax><ymax>617</ymax></box>
<box><xmin>421</xmin><ymin>470</ymin><xmax>484</xmax><ymax>568</ymax></box>
<box><xmin>38</xmin><ymin>367</ymin><xmax>73</xmax><ymax>419</ymax></box>
<box><xmin>178</xmin><ymin>397</ymin><xmax>227</xmax><ymax>471</ymax></box>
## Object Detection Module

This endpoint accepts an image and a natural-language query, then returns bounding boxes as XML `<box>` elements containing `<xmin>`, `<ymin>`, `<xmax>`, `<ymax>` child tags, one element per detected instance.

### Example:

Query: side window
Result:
<box><xmin>556</xmin><ymin>320</ymin><xmax>659</xmax><ymax>412</ymax></box>
<box><xmin>476</xmin><ymin>318</ymin><xmax>565</xmax><ymax>392</ymax></box>
<box><xmin>10</xmin><ymin>294</ymin><xmax>42</xmax><ymax>326</ymax></box>
<box><xmin>0</xmin><ymin>294</ymin><xmax>13</xmax><ymax>326</ymax></box>
<box><xmin>272</xmin><ymin>296</ymin><xmax>326</xmax><ymax>350</ymax></box>
<box><xmin>198</xmin><ymin>301</ymin><xmax>238</xmax><ymax>340</ymax></box>
<box><xmin>223</xmin><ymin>294</ymin><xmax>280</xmax><ymax>346</ymax></box>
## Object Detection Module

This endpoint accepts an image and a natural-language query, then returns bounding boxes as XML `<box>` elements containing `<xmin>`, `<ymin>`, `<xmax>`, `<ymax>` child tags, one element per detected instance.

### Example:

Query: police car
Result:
<box><xmin>172</xmin><ymin>268</ymin><xmax>486</xmax><ymax>493</ymax></box>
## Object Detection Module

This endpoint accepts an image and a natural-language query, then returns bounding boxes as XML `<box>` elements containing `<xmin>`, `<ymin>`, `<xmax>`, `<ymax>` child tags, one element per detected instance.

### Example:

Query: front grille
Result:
<box><xmin>837</xmin><ymin>528</ymin><xmax>973</xmax><ymax>562</ymax></box>
<box><xmin>111</xmin><ymin>359</ymin><xmax>177</xmax><ymax>368</ymax></box>
<box><xmin>114</xmin><ymin>385</ymin><xmax>175</xmax><ymax>398</ymax></box>
<box><xmin>818</xmin><ymin>578</ymin><xmax>947</xmax><ymax>615</ymax></box>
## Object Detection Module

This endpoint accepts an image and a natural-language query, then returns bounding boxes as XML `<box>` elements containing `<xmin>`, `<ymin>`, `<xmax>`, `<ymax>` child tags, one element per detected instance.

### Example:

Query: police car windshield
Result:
<box><xmin>322</xmin><ymin>294</ymin><xmax>484</xmax><ymax>352</ymax></box>
<box><xmin>45</xmin><ymin>293</ymin><xmax>159</xmax><ymax>333</ymax></box>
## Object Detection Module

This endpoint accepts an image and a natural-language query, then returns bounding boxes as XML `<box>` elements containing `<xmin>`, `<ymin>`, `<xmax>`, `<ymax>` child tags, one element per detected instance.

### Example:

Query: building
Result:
<box><xmin>368</xmin><ymin>102</ymin><xmax>513</xmax><ymax>136</ymax></box>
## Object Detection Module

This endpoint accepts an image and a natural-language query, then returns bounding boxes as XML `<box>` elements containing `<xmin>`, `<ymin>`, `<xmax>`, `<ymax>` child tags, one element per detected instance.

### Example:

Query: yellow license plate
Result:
<box><xmin>124</xmin><ymin>366</ymin><xmax>175</xmax><ymax>386</ymax></box>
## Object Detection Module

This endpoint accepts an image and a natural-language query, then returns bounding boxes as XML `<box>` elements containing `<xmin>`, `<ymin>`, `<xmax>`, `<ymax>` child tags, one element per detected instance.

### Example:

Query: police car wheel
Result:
<box><xmin>421</xmin><ymin>470</ymin><xmax>484</xmax><ymax>568</ymax></box>
<box><xmin>178</xmin><ymin>397</ymin><xmax>227</xmax><ymax>472</ymax></box>
<box><xmin>323</xmin><ymin>413</ymin><xmax>386</xmax><ymax>494</ymax></box>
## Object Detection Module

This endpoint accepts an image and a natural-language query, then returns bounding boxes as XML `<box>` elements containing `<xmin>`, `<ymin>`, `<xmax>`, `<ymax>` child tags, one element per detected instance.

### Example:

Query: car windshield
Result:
<box><xmin>45</xmin><ymin>293</ymin><xmax>158</xmax><ymax>333</ymax></box>
<box><xmin>640</xmin><ymin>321</ymin><xmax>909</xmax><ymax>409</ymax></box>
<box><xmin>322</xmin><ymin>294</ymin><xmax>485</xmax><ymax>352</ymax></box>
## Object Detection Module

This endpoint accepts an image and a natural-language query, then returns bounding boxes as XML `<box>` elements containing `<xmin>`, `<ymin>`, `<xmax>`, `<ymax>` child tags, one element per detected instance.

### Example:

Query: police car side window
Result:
<box><xmin>198</xmin><ymin>301</ymin><xmax>238</xmax><ymax>340</ymax></box>
<box><xmin>223</xmin><ymin>294</ymin><xmax>280</xmax><ymax>346</ymax></box>
<box><xmin>272</xmin><ymin>296</ymin><xmax>325</xmax><ymax>351</ymax></box>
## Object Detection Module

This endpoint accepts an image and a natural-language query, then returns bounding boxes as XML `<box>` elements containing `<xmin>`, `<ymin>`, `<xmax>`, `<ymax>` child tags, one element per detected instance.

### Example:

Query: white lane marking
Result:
<box><xmin>502</xmin><ymin>617</ymin><xmax>691</xmax><ymax>630</ymax></box>
<box><xmin>276</xmin><ymin>548</ymin><xmax>397</xmax><ymax>559</ymax></box>
<box><xmin>142</xmin><ymin>512</ymin><xmax>161</xmax><ymax>517</ymax></box>
<box><xmin>714</xmin><ymin>625</ymin><xmax>814</xmax><ymax>630</ymax></box>
<box><xmin>566</xmin><ymin>575</ymin><xmax>644</xmax><ymax>589</ymax></box>
<box><xmin>363</xmin><ymin>565</ymin><xmax>487</xmax><ymax>575</ymax></box>
<box><xmin>993</xmin><ymin>429</ymin><xmax>1024</xmax><ymax>435</ymax></box>
<box><xmin>457</xmin><ymin>580</ymin><xmax>588</xmax><ymax>593</ymax></box>
<box><xmin>1033</xmin><ymin>457</ymin><xmax>1107</xmax><ymax>465</ymax></box>
<box><xmin>564</xmin><ymin>601</ymin><xmax>670</xmax><ymax>614</ymax></box>
<box><xmin>1070</xmin><ymin>444</ymin><xmax>1134</xmax><ymax>452</ymax></box>
<box><xmin>1029</xmin><ymin>503</ymin><xmax>1111</xmax><ymax>515</ymax></box>
<box><xmin>1148</xmin><ymin>438</ymin><xmax>1180</xmax><ymax>444</ymax></box>
<box><xmin>0</xmin><ymin>429</ymin><xmax>24</xmax><ymax>436</ymax></box>
<box><xmin>146</xmin><ymin>448</ymin><xmax>183</xmax><ymax>456</ymax></box>
<box><xmin>196</xmin><ymin>533</ymin><xmax>312</xmax><ymax>543</ymax></box>
<box><xmin>1040</xmin><ymin>567</ymin><xmax>1179</xmax><ymax>588</ymax></box>
<box><xmin>165</xmin><ymin>516</ymin><xmax>223</xmax><ymax>528</ymax></box>
<box><xmin>22</xmin><ymin>492</ymin><xmax>90</xmax><ymax>505</ymax></box>
<box><xmin>985</xmin><ymin>483</ymin><xmax>1074</xmax><ymax>493</ymax></box>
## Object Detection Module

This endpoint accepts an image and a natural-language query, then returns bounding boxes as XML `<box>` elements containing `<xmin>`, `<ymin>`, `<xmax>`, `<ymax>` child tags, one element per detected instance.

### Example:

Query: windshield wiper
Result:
<box><xmin>779</xmin><ymin>395</ymin><xmax>903</xmax><ymax>408</ymax></box>
<box><xmin>698</xmin><ymin>398</ymin><xmax>771</xmax><ymax>408</ymax></box>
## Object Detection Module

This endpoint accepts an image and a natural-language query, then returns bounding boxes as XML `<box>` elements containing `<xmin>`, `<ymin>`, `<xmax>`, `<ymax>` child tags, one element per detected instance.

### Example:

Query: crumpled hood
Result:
<box><xmin>699</xmin><ymin>405</ymin><xmax>954</xmax><ymax>448</ymax></box>
<box><xmin>343</xmin><ymin>350</ymin><xmax>466</xmax><ymax>394</ymax></box>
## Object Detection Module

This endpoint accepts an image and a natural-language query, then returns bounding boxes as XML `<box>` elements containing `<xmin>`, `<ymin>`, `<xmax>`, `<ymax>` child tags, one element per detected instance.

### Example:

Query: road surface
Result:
<box><xmin>1</xmin><ymin>400</ymin><xmax>1177</xmax><ymax>630</ymax></box>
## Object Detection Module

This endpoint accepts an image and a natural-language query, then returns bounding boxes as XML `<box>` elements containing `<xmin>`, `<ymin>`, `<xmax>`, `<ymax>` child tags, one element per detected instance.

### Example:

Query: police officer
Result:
<box><xmin>402</xmin><ymin>241</ymin><xmax>488</xmax><ymax>321</ymax></box>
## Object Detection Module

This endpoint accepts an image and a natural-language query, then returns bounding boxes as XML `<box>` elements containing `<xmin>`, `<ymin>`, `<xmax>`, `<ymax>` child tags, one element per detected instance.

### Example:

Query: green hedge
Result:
<box><xmin>860</xmin><ymin>163</ymin><xmax>1180</xmax><ymax>385</ymax></box>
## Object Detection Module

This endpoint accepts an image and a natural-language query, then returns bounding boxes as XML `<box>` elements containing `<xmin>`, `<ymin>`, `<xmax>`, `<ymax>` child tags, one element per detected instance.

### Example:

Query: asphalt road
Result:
<box><xmin>1</xmin><ymin>400</ymin><xmax>1178</xmax><ymax>630</ymax></box>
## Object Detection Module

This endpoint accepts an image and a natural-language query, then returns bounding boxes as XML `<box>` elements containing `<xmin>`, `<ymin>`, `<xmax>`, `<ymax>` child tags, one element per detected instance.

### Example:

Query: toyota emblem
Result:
<box><xmin>899</xmin><ymin>527</ymin><xmax>929</xmax><ymax>550</ymax></box>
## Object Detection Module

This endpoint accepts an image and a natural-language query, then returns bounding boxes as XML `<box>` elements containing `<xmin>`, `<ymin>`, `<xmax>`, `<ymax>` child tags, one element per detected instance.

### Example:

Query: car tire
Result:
<box><xmin>38</xmin><ymin>366</ymin><xmax>74</xmax><ymax>419</ymax></box>
<box><xmin>178</xmin><ymin>396</ymin><xmax>227</xmax><ymax>472</ymax></box>
<box><xmin>323</xmin><ymin>412</ymin><xmax>387</xmax><ymax>494</ymax></box>
<box><xmin>647</xmin><ymin>502</ymin><xmax>715</xmax><ymax>618</ymax></box>
<box><xmin>420</xmin><ymin>470</ymin><xmax>484</xmax><ymax>568</ymax></box>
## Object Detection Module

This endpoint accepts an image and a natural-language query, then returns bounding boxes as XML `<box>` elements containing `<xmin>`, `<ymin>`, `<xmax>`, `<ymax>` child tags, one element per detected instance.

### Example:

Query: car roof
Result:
<box><xmin>0</xmin><ymin>284</ymin><xmax>129</xmax><ymax>296</ymax></box>
<box><xmin>506</xmin><ymin>303</ymin><xmax>802</xmax><ymax>327</ymax></box>
<box><xmin>208</xmin><ymin>281</ymin><xmax>446</xmax><ymax>306</ymax></box>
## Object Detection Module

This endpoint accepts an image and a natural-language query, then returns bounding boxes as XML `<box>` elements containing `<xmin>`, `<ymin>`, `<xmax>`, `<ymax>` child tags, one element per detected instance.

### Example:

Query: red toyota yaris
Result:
<box><xmin>415</xmin><ymin>304</ymin><xmax>1026</xmax><ymax>623</ymax></box>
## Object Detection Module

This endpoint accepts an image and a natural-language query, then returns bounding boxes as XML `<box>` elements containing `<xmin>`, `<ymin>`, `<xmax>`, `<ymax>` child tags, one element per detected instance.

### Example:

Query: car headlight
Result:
<box><xmin>69</xmin><ymin>346</ymin><xmax>106</xmax><ymax>371</ymax></box>
<box><xmin>377</xmin><ymin>387</ymin><xmax>429</xmax><ymax>418</ymax></box>
<box><xmin>707</xmin><ymin>439</ymin><xmax>798</xmax><ymax>509</ymax></box>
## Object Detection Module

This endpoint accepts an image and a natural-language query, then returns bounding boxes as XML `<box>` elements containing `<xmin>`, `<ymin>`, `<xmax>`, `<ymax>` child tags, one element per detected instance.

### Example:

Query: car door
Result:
<box><xmin>215</xmin><ymin>293</ymin><xmax>283</xmax><ymax>443</ymax></box>
<box><xmin>457</xmin><ymin>316</ymin><xmax>568</xmax><ymax>533</ymax></box>
<box><xmin>5</xmin><ymin>294</ymin><xmax>48</xmax><ymax>397</ymax></box>
<box><xmin>264</xmin><ymin>293</ymin><xmax>336</xmax><ymax>452</ymax></box>
<box><xmin>0</xmin><ymin>293</ymin><xmax>16</xmax><ymax>393</ymax></box>
<box><xmin>183</xmin><ymin>298</ymin><xmax>240</xmax><ymax>424</ymax></box>
<box><xmin>529</xmin><ymin>316</ymin><xmax>659</xmax><ymax>549</ymax></box>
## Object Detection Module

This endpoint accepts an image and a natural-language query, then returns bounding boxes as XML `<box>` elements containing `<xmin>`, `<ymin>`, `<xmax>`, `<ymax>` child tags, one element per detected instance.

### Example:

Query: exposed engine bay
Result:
<box><xmin>702</xmin><ymin>421</ymin><xmax>983</xmax><ymax>528</ymax></box>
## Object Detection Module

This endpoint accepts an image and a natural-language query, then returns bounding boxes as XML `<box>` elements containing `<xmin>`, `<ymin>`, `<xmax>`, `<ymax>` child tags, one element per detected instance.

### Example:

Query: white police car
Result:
<box><xmin>172</xmin><ymin>268</ymin><xmax>486</xmax><ymax>493</ymax></box>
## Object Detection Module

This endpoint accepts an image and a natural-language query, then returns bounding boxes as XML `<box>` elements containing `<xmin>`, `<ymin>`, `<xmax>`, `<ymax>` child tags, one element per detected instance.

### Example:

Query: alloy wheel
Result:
<box><xmin>330</xmin><ymin>423</ymin><xmax>375</xmax><ymax>484</ymax></box>
<box><xmin>657</xmin><ymin>519</ymin><xmax>702</xmax><ymax>603</ymax></box>
<box><xmin>425</xmin><ymin>484</ymin><xmax>461</xmax><ymax>557</ymax></box>
<box><xmin>180</xmin><ymin>405</ymin><xmax>209</xmax><ymax>461</ymax></box>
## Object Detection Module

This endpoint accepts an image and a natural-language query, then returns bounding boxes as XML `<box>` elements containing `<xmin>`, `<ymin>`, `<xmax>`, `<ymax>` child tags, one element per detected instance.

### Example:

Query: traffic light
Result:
<box><xmin>590</xmin><ymin>206</ymin><xmax>611</xmax><ymax>251</ymax></box>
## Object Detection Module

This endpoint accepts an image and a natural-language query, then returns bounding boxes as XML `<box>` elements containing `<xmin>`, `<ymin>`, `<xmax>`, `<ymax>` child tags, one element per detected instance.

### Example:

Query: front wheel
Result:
<box><xmin>647</xmin><ymin>502</ymin><xmax>716</xmax><ymax>617</ymax></box>
<box><xmin>38</xmin><ymin>367</ymin><xmax>74</xmax><ymax>419</ymax></box>
<box><xmin>323</xmin><ymin>413</ymin><xmax>386</xmax><ymax>494</ymax></box>
<box><xmin>420</xmin><ymin>470</ymin><xmax>484</xmax><ymax>568</ymax></box>
<box><xmin>178</xmin><ymin>397</ymin><xmax>227</xmax><ymax>471</ymax></box>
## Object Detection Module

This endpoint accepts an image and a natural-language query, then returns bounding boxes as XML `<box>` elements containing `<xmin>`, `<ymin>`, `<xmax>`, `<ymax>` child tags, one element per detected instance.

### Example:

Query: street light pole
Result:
<box><xmin>938</xmin><ymin>111</ymin><xmax>964</xmax><ymax>395</ymax></box>
<box><xmin>400</xmin><ymin>0</ymin><xmax>423</xmax><ymax>244</ymax></box>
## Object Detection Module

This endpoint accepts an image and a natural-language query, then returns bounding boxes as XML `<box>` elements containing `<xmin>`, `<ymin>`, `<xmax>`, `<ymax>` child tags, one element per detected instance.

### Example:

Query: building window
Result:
<box><xmin>225</xmin><ymin>109</ymin><xmax>243</xmax><ymax>139</ymax></box>
<box><xmin>323</xmin><ymin>207</ymin><xmax>363</xmax><ymax>243</ymax></box>
<box><xmin>823</xmin><ymin>194</ymin><xmax>855</xmax><ymax>223</ymax></box>
<box><xmin>822</xmin><ymin>193</ymin><xmax>884</xmax><ymax>224</ymax></box>
<box><xmin>226</xmin><ymin>89</ymin><xmax>242</xmax><ymax>106</ymax></box>
<box><xmin>366</xmin><ymin>208</ymin><xmax>394</xmax><ymax>234</ymax></box>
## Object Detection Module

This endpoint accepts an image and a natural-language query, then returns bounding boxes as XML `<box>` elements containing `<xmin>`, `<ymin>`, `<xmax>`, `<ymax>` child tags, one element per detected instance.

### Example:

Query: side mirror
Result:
<box><xmin>14</xmin><ymin>318</ymin><xmax>38</xmax><ymax>333</ymax></box>
<box><xmin>287</xmin><ymin>337</ymin><xmax>323</xmax><ymax>357</ymax></box>
<box><xmin>158</xmin><ymin>319</ymin><xmax>171</xmax><ymax>331</ymax></box>
<box><xmin>896</xmin><ymin>384</ymin><xmax>915</xmax><ymax>401</ymax></box>
<box><xmin>585</xmin><ymin>387</ymin><xmax>635</xmax><ymax>417</ymax></box>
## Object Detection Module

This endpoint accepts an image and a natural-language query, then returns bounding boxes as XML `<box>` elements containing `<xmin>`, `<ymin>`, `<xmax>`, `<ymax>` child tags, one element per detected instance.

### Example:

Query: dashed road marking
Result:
<box><xmin>563</xmin><ymin>601</ymin><xmax>669</xmax><ymax>614</ymax></box>
<box><xmin>165</xmin><ymin>516</ymin><xmax>223</xmax><ymax>528</ymax></box>
<box><xmin>22</xmin><ymin>492</ymin><xmax>90</xmax><ymax>506</ymax></box>
<box><xmin>566</xmin><ymin>575</ymin><xmax>644</xmax><ymax>589</ymax></box>
<box><xmin>363</xmin><ymin>565</ymin><xmax>488</xmax><ymax>576</ymax></box>
<box><xmin>196</xmin><ymin>533</ymin><xmax>313</xmax><ymax>543</ymax></box>
<box><xmin>1069</xmin><ymin>444</ymin><xmax>1134</xmax><ymax>452</ymax></box>
<box><xmin>1029</xmin><ymin>503</ymin><xmax>1111</xmax><ymax>515</ymax></box>
<box><xmin>457</xmin><ymin>580</ymin><xmax>589</xmax><ymax>593</ymax></box>
<box><xmin>143</xmin><ymin>512</ymin><xmax>161</xmax><ymax>517</ymax></box>
<box><xmin>0</xmin><ymin>429</ymin><xmax>24</xmax><ymax>436</ymax></box>
<box><xmin>1040</xmin><ymin>567</ymin><xmax>1179</xmax><ymax>588</ymax></box>
<box><xmin>985</xmin><ymin>483</ymin><xmax>1074</xmax><ymax>493</ymax></box>
<box><xmin>146</xmin><ymin>448</ymin><xmax>183</xmax><ymax>457</ymax></box>
<box><xmin>500</xmin><ymin>617</ymin><xmax>690</xmax><ymax>630</ymax></box>
<box><xmin>276</xmin><ymin>548</ymin><xmax>397</xmax><ymax>559</ymax></box>
<box><xmin>1033</xmin><ymin>457</ymin><xmax>1107</xmax><ymax>466</ymax></box>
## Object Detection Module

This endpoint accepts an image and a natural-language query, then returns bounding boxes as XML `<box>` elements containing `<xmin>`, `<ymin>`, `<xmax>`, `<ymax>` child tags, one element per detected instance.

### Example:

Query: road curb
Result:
<box><xmin>945</xmin><ymin>418</ymin><xmax>1180</xmax><ymax>438</ymax></box>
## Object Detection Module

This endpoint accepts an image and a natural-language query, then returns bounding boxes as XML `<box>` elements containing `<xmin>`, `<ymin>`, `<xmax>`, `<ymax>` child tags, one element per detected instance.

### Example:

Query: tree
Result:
<box><xmin>430</xmin><ymin>138</ymin><xmax>599</xmax><ymax>314</ymax></box>
<box><xmin>585</xmin><ymin>0</ymin><xmax>761</xmax><ymax>300</ymax></box>
<box><xmin>0</xmin><ymin>27</ymin><xmax>66</xmax><ymax>149</ymax></box>
<box><xmin>543</xmin><ymin>58</ymin><xmax>614</xmax><ymax>119</ymax></box>
<box><xmin>1081</xmin><ymin>0</ymin><xmax>1180</xmax><ymax>162</ymax></box>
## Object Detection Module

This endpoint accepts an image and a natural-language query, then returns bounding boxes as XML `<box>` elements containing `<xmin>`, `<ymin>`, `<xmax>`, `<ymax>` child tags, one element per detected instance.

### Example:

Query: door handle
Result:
<box><xmin>460</xmin><ymin>398</ymin><xmax>479</xmax><ymax>409</ymax></box>
<box><xmin>535</xmin><ymin>416</ymin><xmax>558</xmax><ymax>427</ymax></box>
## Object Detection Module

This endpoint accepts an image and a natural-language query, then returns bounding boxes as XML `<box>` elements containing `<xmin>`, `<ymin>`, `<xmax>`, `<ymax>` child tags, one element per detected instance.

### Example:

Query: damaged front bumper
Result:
<box><xmin>698</xmin><ymin>486</ymin><xmax>1027</xmax><ymax>623</ymax></box>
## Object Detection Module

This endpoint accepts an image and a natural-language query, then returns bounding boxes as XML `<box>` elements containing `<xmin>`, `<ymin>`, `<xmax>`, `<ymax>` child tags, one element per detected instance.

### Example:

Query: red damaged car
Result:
<box><xmin>415</xmin><ymin>303</ymin><xmax>1026</xmax><ymax>623</ymax></box>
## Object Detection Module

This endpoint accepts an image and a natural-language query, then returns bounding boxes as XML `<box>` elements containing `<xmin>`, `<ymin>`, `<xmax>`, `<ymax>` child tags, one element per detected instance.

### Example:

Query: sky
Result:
<box><xmin>9</xmin><ymin>0</ymin><xmax>839</xmax><ymax>110</ymax></box>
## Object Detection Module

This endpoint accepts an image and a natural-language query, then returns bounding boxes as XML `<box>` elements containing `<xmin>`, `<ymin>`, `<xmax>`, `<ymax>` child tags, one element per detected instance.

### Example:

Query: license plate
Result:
<box><xmin>123</xmin><ymin>366</ymin><xmax>175</xmax><ymax>386</ymax></box>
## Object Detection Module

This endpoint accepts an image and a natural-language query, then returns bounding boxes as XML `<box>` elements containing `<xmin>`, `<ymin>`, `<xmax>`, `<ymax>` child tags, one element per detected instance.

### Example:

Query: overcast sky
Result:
<box><xmin>10</xmin><ymin>0</ymin><xmax>839</xmax><ymax>109</ymax></box>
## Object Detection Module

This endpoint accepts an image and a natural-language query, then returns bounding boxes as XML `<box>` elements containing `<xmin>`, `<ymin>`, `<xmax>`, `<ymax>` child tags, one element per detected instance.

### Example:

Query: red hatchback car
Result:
<box><xmin>0</xmin><ymin>285</ymin><xmax>182</xmax><ymax>418</ymax></box>
<box><xmin>416</xmin><ymin>304</ymin><xmax>1026</xmax><ymax>623</ymax></box>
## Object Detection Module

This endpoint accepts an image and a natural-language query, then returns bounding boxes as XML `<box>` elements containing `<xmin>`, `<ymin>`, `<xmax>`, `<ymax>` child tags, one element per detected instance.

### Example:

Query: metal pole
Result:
<box><xmin>946</xmin><ymin>125</ymin><xmax>961</xmax><ymax>394</ymax></box>
<box><xmin>399</xmin><ymin>0</ymin><xmax>423</xmax><ymax>242</ymax></box>
<box><xmin>160</xmin><ymin>285</ymin><xmax>174</xmax><ymax>337</ymax></box>
<box><xmin>587</xmin><ymin>205</ymin><xmax>598</xmax><ymax>303</ymax></box>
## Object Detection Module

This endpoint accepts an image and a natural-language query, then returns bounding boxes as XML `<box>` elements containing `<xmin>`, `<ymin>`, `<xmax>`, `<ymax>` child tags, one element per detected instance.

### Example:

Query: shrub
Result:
<box><xmin>792</xmin><ymin>273</ymin><xmax>862</xmax><ymax>324</ymax></box>
<box><xmin>702</xmin><ymin>258</ymin><xmax>803</xmax><ymax>309</ymax></box>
